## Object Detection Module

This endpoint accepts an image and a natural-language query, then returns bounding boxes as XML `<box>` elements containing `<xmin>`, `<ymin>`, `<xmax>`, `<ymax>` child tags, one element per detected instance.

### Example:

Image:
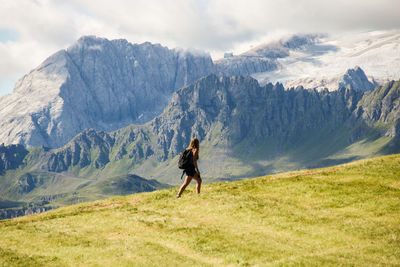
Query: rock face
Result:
<box><xmin>0</xmin><ymin>144</ymin><xmax>28</xmax><ymax>174</ymax></box>
<box><xmin>0</xmin><ymin>75</ymin><xmax>399</xmax><ymax>209</ymax></box>
<box><xmin>214</xmin><ymin>56</ymin><xmax>278</xmax><ymax>76</ymax></box>
<box><xmin>37</xmin><ymin>76</ymin><xmax>400</xmax><ymax>178</ymax></box>
<box><xmin>149</xmin><ymin>74</ymin><xmax>364</xmax><ymax>157</ymax></box>
<box><xmin>0</xmin><ymin>206</ymin><xmax>53</xmax><ymax>220</ymax></box>
<box><xmin>214</xmin><ymin>34</ymin><xmax>321</xmax><ymax>77</ymax></box>
<box><xmin>2</xmin><ymin>75</ymin><xmax>399</xmax><ymax>178</ymax></box>
<box><xmin>0</xmin><ymin>36</ymin><xmax>214</xmax><ymax>148</ymax></box>
<box><xmin>14</xmin><ymin>173</ymin><xmax>38</xmax><ymax>194</ymax></box>
<box><xmin>285</xmin><ymin>66</ymin><xmax>376</xmax><ymax>92</ymax></box>
<box><xmin>46</xmin><ymin>129</ymin><xmax>115</xmax><ymax>172</ymax></box>
<box><xmin>2</xmin><ymin>33</ymin><xmax>397</xmax><ymax>150</ymax></box>
<box><xmin>340</xmin><ymin>67</ymin><xmax>376</xmax><ymax>92</ymax></box>
<box><xmin>355</xmin><ymin>80</ymin><xmax>400</xmax><ymax>136</ymax></box>
<box><xmin>252</xmin><ymin>30</ymin><xmax>400</xmax><ymax>86</ymax></box>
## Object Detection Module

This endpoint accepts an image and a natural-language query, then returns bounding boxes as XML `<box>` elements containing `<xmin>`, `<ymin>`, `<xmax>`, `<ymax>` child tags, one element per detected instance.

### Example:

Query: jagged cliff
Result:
<box><xmin>2</xmin><ymin>33</ymin><xmax>399</xmax><ymax>219</ymax></box>
<box><xmin>2</xmin><ymin>33</ymin><xmax>398</xmax><ymax>151</ymax></box>
<box><xmin>214</xmin><ymin>56</ymin><xmax>278</xmax><ymax>76</ymax></box>
<box><xmin>251</xmin><ymin>31</ymin><xmax>400</xmax><ymax>87</ymax></box>
<box><xmin>355</xmin><ymin>80</ymin><xmax>400</xmax><ymax>147</ymax></box>
<box><xmin>285</xmin><ymin>66</ymin><xmax>376</xmax><ymax>92</ymax></box>
<box><xmin>14</xmin><ymin>76</ymin><xmax>399</xmax><ymax>182</ymax></box>
<box><xmin>148</xmin><ymin>75</ymin><xmax>363</xmax><ymax>159</ymax></box>
<box><xmin>0</xmin><ymin>36</ymin><xmax>214</xmax><ymax>148</ymax></box>
<box><xmin>0</xmin><ymin>206</ymin><xmax>53</xmax><ymax>220</ymax></box>
<box><xmin>0</xmin><ymin>144</ymin><xmax>28</xmax><ymax>174</ymax></box>
<box><xmin>0</xmin><ymin>75</ymin><xmax>399</xmax><ymax>215</ymax></box>
<box><xmin>356</xmin><ymin>80</ymin><xmax>400</xmax><ymax>126</ymax></box>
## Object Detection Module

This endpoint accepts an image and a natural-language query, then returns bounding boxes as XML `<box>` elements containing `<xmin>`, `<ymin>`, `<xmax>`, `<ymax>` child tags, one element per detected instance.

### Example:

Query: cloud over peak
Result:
<box><xmin>0</xmin><ymin>0</ymin><xmax>399</xmax><ymax>95</ymax></box>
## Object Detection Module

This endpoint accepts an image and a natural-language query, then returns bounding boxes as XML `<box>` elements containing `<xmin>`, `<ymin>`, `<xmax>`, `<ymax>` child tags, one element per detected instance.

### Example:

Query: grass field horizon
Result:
<box><xmin>1</xmin><ymin>154</ymin><xmax>399</xmax><ymax>266</ymax></box>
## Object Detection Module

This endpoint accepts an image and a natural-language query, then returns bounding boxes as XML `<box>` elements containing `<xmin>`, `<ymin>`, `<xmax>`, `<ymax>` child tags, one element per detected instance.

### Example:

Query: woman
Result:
<box><xmin>177</xmin><ymin>138</ymin><xmax>201</xmax><ymax>198</ymax></box>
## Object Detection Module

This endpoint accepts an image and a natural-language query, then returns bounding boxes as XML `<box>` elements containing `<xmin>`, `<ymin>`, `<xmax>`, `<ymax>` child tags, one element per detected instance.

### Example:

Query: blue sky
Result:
<box><xmin>1</xmin><ymin>0</ymin><xmax>400</xmax><ymax>96</ymax></box>
<box><xmin>0</xmin><ymin>29</ymin><xmax>18</xmax><ymax>42</ymax></box>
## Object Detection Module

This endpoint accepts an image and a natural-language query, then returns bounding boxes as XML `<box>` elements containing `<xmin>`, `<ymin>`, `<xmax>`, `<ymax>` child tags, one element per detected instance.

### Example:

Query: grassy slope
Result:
<box><xmin>1</xmin><ymin>154</ymin><xmax>399</xmax><ymax>266</ymax></box>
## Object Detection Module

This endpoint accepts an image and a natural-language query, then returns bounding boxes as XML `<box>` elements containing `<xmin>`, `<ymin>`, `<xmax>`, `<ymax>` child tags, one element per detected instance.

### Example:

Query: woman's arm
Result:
<box><xmin>193</xmin><ymin>148</ymin><xmax>200</xmax><ymax>173</ymax></box>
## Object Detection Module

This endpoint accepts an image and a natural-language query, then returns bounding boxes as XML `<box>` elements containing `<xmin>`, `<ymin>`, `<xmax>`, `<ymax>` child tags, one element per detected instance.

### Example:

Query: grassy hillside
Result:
<box><xmin>1</xmin><ymin>154</ymin><xmax>399</xmax><ymax>266</ymax></box>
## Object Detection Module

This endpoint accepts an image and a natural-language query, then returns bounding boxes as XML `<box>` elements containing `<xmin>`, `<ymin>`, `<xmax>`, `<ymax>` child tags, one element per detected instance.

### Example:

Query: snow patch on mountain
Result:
<box><xmin>285</xmin><ymin>66</ymin><xmax>376</xmax><ymax>92</ymax></box>
<box><xmin>250</xmin><ymin>30</ymin><xmax>400</xmax><ymax>90</ymax></box>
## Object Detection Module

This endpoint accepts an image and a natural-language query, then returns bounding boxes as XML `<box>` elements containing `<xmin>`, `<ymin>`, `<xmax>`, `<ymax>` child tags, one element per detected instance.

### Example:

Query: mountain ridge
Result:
<box><xmin>252</xmin><ymin>30</ymin><xmax>400</xmax><ymax>86</ymax></box>
<box><xmin>1</xmin><ymin>76</ymin><xmax>399</xmax><ymax>181</ymax></box>
<box><xmin>285</xmin><ymin>66</ymin><xmax>376</xmax><ymax>92</ymax></box>
<box><xmin>1</xmin><ymin>32</ymin><xmax>400</xmax><ymax>149</ymax></box>
<box><xmin>0</xmin><ymin>36</ymin><xmax>214</xmax><ymax>148</ymax></box>
<box><xmin>1</xmin><ymin>33</ymin><xmax>400</xmax><ymax>217</ymax></box>
<box><xmin>0</xmin><ymin>76</ymin><xmax>399</xmax><ymax>218</ymax></box>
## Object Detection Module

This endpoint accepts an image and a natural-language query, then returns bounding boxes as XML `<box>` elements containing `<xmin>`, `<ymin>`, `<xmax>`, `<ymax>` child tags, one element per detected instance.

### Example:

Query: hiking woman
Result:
<box><xmin>177</xmin><ymin>138</ymin><xmax>201</xmax><ymax>197</ymax></box>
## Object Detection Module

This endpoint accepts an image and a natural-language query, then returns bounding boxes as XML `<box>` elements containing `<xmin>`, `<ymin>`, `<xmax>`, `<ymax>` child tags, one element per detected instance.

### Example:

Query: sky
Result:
<box><xmin>0</xmin><ymin>0</ymin><xmax>400</xmax><ymax>96</ymax></box>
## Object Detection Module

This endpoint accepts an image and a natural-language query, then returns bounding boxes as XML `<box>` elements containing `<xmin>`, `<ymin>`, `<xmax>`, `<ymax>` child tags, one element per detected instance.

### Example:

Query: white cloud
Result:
<box><xmin>0</xmin><ymin>0</ymin><xmax>399</xmax><ymax>95</ymax></box>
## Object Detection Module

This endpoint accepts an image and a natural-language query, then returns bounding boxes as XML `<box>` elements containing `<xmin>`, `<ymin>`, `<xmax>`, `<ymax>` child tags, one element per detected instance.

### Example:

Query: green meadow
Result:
<box><xmin>1</xmin><ymin>154</ymin><xmax>399</xmax><ymax>266</ymax></box>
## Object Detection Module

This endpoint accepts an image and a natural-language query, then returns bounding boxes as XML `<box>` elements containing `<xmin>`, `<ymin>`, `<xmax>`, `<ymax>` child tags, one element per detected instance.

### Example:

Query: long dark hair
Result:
<box><xmin>187</xmin><ymin>137</ymin><xmax>199</xmax><ymax>160</ymax></box>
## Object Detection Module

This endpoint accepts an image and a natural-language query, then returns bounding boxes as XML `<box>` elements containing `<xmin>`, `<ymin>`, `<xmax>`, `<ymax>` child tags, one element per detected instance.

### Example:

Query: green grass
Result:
<box><xmin>1</xmin><ymin>154</ymin><xmax>400</xmax><ymax>266</ymax></box>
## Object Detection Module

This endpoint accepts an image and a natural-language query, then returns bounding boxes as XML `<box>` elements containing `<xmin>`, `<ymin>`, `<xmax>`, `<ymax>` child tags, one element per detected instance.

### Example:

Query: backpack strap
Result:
<box><xmin>180</xmin><ymin>170</ymin><xmax>185</xmax><ymax>180</ymax></box>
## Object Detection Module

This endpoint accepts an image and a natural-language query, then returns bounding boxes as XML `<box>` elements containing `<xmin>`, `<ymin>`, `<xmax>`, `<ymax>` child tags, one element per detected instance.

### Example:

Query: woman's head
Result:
<box><xmin>189</xmin><ymin>137</ymin><xmax>199</xmax><ymax>149</ymax></box>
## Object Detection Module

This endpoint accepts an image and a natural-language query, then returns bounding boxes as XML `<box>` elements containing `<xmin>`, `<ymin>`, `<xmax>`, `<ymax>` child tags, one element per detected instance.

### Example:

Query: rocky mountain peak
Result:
<box><xmin>340</xmin><ymin>66</ymin><xmax>375</xmax><ymax>92</ymax></box>
<box><xmin>75</xmin><ymin>35</ymin><xmax>106</xmax><ymax>45</ymax></box>
<box><xmin>0</xmin><ymin>76</ymin><xmax>398</xmax><ymax>190</ymax></box>
<box><xmin>0</xmin><ymin>36</ymin><xmax>214</xmax><ymax>148</ymax></box>
<box><xmin>285</xmin><ymin>66</ymin><xmax>375</xmax><ymax>92</ymax></box>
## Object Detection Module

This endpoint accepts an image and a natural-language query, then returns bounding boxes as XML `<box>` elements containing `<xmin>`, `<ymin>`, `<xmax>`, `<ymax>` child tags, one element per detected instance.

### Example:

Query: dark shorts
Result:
<box><xmin>184</xmin><ymin>166</ymin><xmax>197</xmax><ymax>177</ymax></box>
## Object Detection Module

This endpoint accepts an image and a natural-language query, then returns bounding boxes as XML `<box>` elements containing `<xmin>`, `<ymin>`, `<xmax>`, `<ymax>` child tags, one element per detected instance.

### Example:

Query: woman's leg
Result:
<box><xmin>177</xmin><ymin>175</ymin><xmax>193</xmax><ymax>197</ymax></box>
<box><xmin>193</xmin><ymin>173</ymin><xmax>202</xmax><ymax>194</ymax></box>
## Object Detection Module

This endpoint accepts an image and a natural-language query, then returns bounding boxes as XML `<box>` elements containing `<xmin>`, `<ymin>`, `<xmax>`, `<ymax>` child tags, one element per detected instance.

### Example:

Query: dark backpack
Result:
<box><xmin>178</xmin><ymin>149</ymin><xmax>192</xmax><ymax>170</ymax></box>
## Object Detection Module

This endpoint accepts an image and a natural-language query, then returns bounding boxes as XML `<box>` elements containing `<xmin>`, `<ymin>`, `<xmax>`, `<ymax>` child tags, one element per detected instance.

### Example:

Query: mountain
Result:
<box><xmin>285</xmin><ymin>66</ymin><xmax>376</xmax><ymax>92</ymax></box>
<box><xmin>213</xmin><ymin>34</ymin><xmax>321</xmax><ymax>77</ymax></box>
<box><xmin>356</xmin><ymin>80</ymin><xmax>400</xmax><ymax>148</ymax></box>
<box><xmin>1</xmin><ymin>32</ymin><xmax>400</xmax><ymax>149</ymax></box>
<box><xmin>1</xmin><ymin>154</ymin><xmax>399</xmax><ymax>266</ymax></box>
<box><xmin>40</xmin><ymin>73</ymin><xmax>367</xmax><ymax>183</ymax></box>
<box><xmin>135</xmin><ymin>75</ymin><xmax>400</xmax><ymax>181</ymax></box>
<box><xmin>214</xmin><ymin>31</ymin><xmax>400</xmax><ymax>89</ymax></box>
<box><xmin>251</xmin><ymin>30</ymin><xmax>400</xmax><ymax>87</ymax></box>
<box><xmin>214</xmin><ymin>56</ymin><xmax>278</xmax><ymax>76</ymax></box>
<box><xmin>1</xmin><ymin>75</ymin><xmax>399</xmax><ymax>216</ymax></box>
<box><xmin>0</xmin><ymin>36</ymin><xmax>214</xmax><ymax>148</ymax></box>
<box><xmin>1</xmin><ymin>32</ymin><xmax>400</xmax><ymax>217</ymax></box>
